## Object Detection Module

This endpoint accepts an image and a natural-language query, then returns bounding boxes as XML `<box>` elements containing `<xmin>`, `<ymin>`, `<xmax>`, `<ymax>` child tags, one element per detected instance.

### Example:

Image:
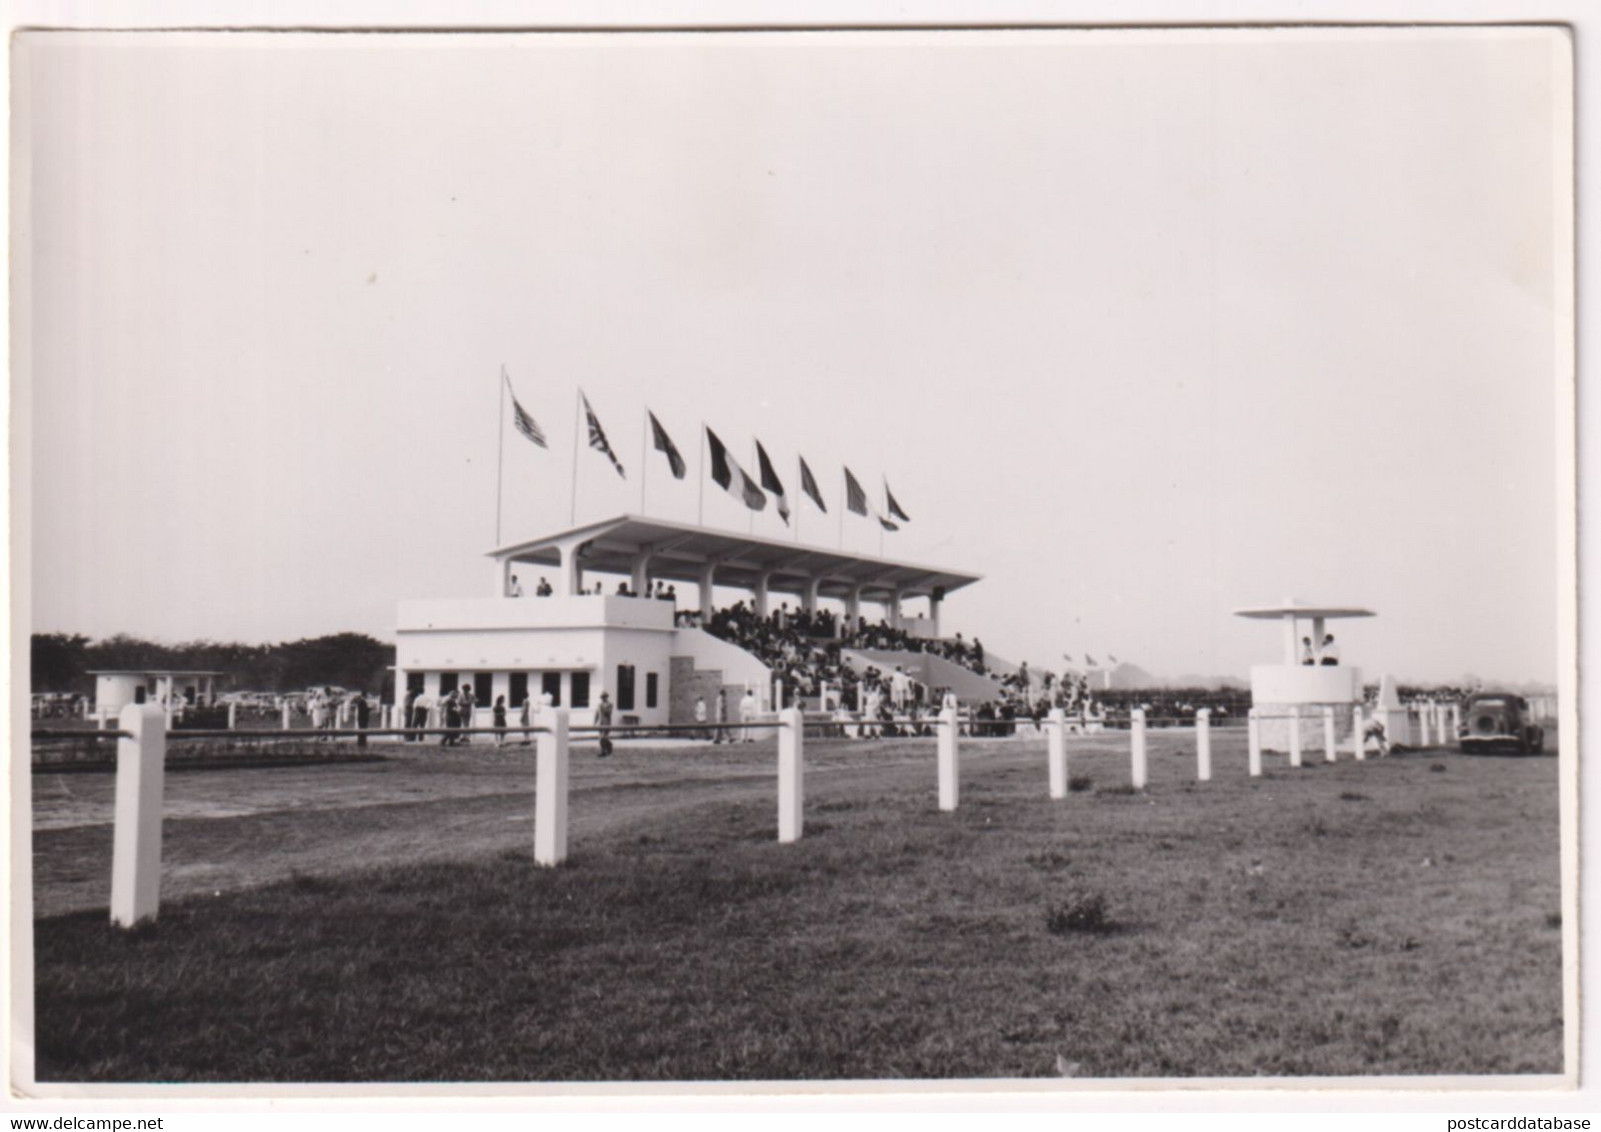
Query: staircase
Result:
<box><xmin>841</xmin><ymin>648</ymin><xmax>1004</xmax><ymax>704</ymax></box>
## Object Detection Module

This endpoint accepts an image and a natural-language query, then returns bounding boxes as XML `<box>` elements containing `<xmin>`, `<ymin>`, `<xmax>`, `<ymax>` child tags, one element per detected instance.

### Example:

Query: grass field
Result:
<box><xmin>31</xmin><ymin>728</ymin><xmax>1563</xmax><ymax>1082</ymax></box>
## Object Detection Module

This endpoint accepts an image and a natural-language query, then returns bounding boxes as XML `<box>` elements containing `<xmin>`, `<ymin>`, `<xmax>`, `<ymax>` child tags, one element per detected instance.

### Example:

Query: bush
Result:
<box><xmin>1068</xmin><ymin>774</ymin><xmax>1093</xmax><ymax>793</ymax></box>
<box><xmin>1045</xmin><ymin>891</ymin><xmax>1114</xmax><ymax>935</ymax></box>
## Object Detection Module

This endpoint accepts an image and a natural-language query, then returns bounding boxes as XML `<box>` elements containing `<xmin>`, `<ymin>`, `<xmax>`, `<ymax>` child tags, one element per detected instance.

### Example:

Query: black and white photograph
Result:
<box><xmin>7</xmin><ymin>8</ymin><xmax>1584</xmax><ymax>1110</ymax></box>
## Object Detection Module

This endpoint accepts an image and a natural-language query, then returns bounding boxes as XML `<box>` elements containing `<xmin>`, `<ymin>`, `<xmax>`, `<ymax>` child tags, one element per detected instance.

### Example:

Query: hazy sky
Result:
<box><xmin>19</xmin><ymin>28</ymin><xmax>1568</xmax><ymax>684</ymax></box>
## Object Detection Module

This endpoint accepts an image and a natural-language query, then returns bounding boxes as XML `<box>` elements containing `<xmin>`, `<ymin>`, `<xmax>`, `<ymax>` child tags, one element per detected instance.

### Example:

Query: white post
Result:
<box><xmin>110</xmin><ymin>704</ymin><xmax>166</xmax><ymax>928</ymax></box>
<box><xmin>96</xmin><ymin>706</ymin><xmax>108</xmax><ymax>730</ymax></box>
<box><xmin>1196</xmin><ymin>708</ymin><xmax>1211</xmax><ymax>782</ymax></box>
<box><xmin>1047</xmin><ymin>708</ymin><xmax>1068</xmax><ymax>799</ymax></box>
<box><xmin>534</xmin><ymin>707</ymin><xmax>570</xmax><ymax>867</ymax></box>
<box><xmin>282</xmin><ymin>701</ymin><xmax>292</xmax><ymax>730</ymax></box>
<box><xmin>1323</xmin><ymin>706</ymin><xmax>1337</xmax><ymax>763</ymax></box>
<box><xmin>1288</xmin><ymin>708</ymin><xmax>1302</xmax><ymax>768</ymax></box>
<box><xmin>1130</xmin><ymin>708</ymin><xmax>1147</xmax><ymax>789</ymax></box>
<box><xmin>1418</xmin><ymin>704</ymin><xmax>1431</xmax><ymax>748</ymax></box>
<box><xmin>1247</xmin><ymin>708</ymin><xmax>1263</xmax><ymax>777</ymax></box>
<box><xmin>227</xmin><ymin>701</ymin><xmax>238</xmax><ymax>731</ymax></box>
<box><xmin>1352</xmin><ymin>705</ymin><xmax>1366</xmax><ymax>760</ymax></box>
<box><xmin>937</xmin><ymin>706</ymin><xmax>959</xmax><ymax>811</ymax></box>
<box><xmin>777</xmin><ymin>706</ymin><xmax>804</xmax><ymax>843</ymax></box>
<box><xmin>1450</xmin><ymin>702</ymin><xmax>1461</xmax><ymax>740</ymax></box>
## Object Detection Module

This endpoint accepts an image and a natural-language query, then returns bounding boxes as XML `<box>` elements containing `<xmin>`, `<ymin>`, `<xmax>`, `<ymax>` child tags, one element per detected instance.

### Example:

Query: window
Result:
<box><xmin>440</xmin><ymin>672</ymin><xmax>460</xmax><ymax>695</ymax></box>
<box><xmin>571</xmin><ymin>671</ymin><xmax>591</xmax><ymax>709</ymax></box>
<box><xmin>407</xmin><ymin>672</ymin><xmax>425</xmax><ymax>696</ymax></box>
<box><xmin>133</xmin><ymin>686</ymin><xmax>146</xmax><ymax>705</ymax></box>
<box><xmin>509</xmin><ymin>672</ymin><xmax>528</xmax><ymax>708</ymax></box>
<box><xmin>646</xmin><ymin>672</ymin><xmax>659</xmax><ymax>709</ymax></box>
<box><xmin>474</xmin><ymin>672</ymin><xmax>493</xmax><ymax>704</ymax></box>
<box><xmin>617</xmin><ymin>664</ymin><xmax>636</xmax><ymax>712</ymax></box>
<box><xmin>541</xmin><ymin>672</ymin><xmax>562</xmax><ymax>707</ymax></box>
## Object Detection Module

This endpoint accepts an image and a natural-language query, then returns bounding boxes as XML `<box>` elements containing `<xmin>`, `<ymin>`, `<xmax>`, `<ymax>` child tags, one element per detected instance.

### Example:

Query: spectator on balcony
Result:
<box><xmin>536</xmin><ymin>577</ymin><xmax>554</xmax><ymax>596</ymax></box>
<box><xmin>1320</xmin><ymin>634</ymin><xmax>1341</xmax><ymax>666</ymax></box>
<box><xmin>1301</xmin><ymin>637</ymin><xmax>1316</xmax><ymax>666</ymax></box>
<box><xmin>507</xmin><ymin>574</ymin><xmax>523</xmax><ymax>598</ymax></box>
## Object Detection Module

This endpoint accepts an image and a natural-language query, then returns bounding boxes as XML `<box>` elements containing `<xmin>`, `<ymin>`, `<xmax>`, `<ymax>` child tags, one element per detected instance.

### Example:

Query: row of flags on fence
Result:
<box><xmin>1066</xmin><ymin>653</ymin><xmax>1120</xmax><ymax>668</ymax></box>
<box><xmin>505</xmin><ymin>371</ymin><xmax>912</xmax><ymax>530</ymax></box>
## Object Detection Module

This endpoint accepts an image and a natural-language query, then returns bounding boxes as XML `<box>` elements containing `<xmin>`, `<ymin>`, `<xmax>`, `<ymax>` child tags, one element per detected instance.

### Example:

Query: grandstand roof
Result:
<box><xmin>1232</xmin><ymin>601</ymin><xmax>1376</xmax><ymax>620</ymax></box>
<box><xmin>488</xmin><ymin>514</ymin><xmax>981</xmax><ymax>600</ymax></box>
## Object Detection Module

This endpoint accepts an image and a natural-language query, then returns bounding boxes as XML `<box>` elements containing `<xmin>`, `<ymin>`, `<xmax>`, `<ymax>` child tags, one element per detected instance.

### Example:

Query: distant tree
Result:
<box><xmin>278</xmin><ymin>633</ymin><xmax>391</xmax><ymax>693</ymax></box>
<box><xmin>30</xmin><ymin>633</ymin><xmax>91</xmax><ymax>692</ymax></box>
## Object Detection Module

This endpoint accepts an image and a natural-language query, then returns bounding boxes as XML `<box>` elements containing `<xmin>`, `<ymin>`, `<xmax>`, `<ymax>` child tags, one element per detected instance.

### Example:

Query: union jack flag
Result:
<box><xmin>582</xmin><ymin>393</ymin><xmax>625</xmax><ymax>479</ymax></box>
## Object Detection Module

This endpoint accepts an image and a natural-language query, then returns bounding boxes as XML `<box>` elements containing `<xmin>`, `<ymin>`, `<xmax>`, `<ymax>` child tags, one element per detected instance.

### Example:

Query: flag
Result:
<box><xmin>1085</xmin><ymin>654</ymin><xmax>1098</xmax><ymax>667</ymax></box>
<box><xmin>844</xmin><ymin>467</ymin><xmax>868</xmax><ymax>515</ymax></box>
<box><xmin>582</xmin><ymin>393</ymin><xmax>625</xmax><ymax>479</ymax></box>
<box><xmin>1109</xmin><ymin>654</ymin><xmax>1119</xmax><ymax>664</ymax></box>
<box><xmin>706</xmin><ymin>427</ymin><xmax>767</xmax><ymax>511</ymax></box>
<box><xmin>755</xmin><ymin>441</ymin><xmax>790</xmax><ymax>524</ymax></box>
<box><xmin>885</xmin><ymin>479</ymin><xmax>911</xmax><ymax>523</ymax></box>
<box><xmin>504</xmin><ymin>373</ymin><xmax>547</xmax><ymax>448</ymax></box>
<box><xmin>799</xmin><ymin>457</ymin><xmax>827</xmax><ymax>513</ymax></box>
<box><xmin>648</xmin><ymin>411</ymin><xmax>686</xmax><ymax>479</ymax></box>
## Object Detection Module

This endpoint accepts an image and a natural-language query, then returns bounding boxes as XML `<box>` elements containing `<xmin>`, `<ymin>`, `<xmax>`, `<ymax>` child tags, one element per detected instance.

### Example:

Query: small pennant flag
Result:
<box><xmin>503</xmin><ymin>370</ymin><xmax>547</xmax><ymax>448</ymax></box>
<box><xmin>707</xmin><ymin>428</ymin><xmax>767</xmax><ymax>511</ymax></box>
<box><xmin>799</xmin><ymin>456</ymin><xmax>827</xmax><ymax>513</ymax></box>
<box><xmin>582</xmin><ymin>393</ymin><xmax>625</xmax><ymax>479</ymax></box>
<box><xmin>1085</xmin><ymin>654</ymin><xmax>1098</xmax><ymax>667</ymax></box>
<box><xmin>844</xmin><ymin>467</ymin><xmax>869</xmax><ymax>516</ymax></box>
<box><xmin>648</xmin><ymin>411</ymin><xmax>686</xmax><ymax>479</ymax></box>
<box><xmin>1109</xmin><ymin>654</ymin><xmax>1119</xmax><ymax>664</ymax></box>
<box><xmin>885</xmin><ymin>479</ymin><xmax>911</xmax><ymax>523</ymax></box>
<box><xmin>755</xmin><ymin>441</ymin><xmax>790</xmax><ymax>524</ymax></box>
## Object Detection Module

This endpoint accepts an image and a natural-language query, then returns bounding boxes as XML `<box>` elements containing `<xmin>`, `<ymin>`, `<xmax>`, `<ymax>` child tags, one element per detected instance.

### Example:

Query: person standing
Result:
<box><xmin>507</xmin><ymin>574</ymin><xmax>523</xmax><ymax>597</ymax></box>
<box><xmin>595</xmin><ymin>691</ymin><xmax>614</xmax><ymax>758</ymax></box>
<box><xmin>739</xmin><ymin>687</ymin><xmax>758</xmax><ymax>742</ymax></box>
<box><xmin>353</xmin><ymin>693</ymin><xmax>370</xmax><ymax>749</ymax></box>
<box><xmin>694</xmin><ymin>695</ymin><xmax>710</xmax><ymax>741</ymax></box>
<box><xmin>442</xmin><ymin>690</ymin><xmax>461</xmax><ymax>746</ymax></box>
<box><xmin>492</xmin><ymin>694</ymin><xmax>508</xmax><ymax>746</ymax></box>
<box><xmin>1320</xmin><ymin>634</ymin><xmax>1341</xmax><ymax>666</ymax></box>
<box><xmin>1301</xmin><ymin>637</ymin><xmax>1316</xmax><ymax>666</ymax></box>
<box><xmin>520</xmin><ymin>694</ymin><xmax>533</xmax><ymax>744</ymax></box>
<box><xmin>402</xmin><ymin>687</ymin><xmax>418</xmax><ymax>742</ymax></box>
<box><xmin>460</xmin><ymin>684</ymin><xmax>477</xmax><ymax>739</ymax></box>
<box><xmin>714</xmin><ymin>689</ymin><xmax>729</xmax><ymax>744</ymax></box>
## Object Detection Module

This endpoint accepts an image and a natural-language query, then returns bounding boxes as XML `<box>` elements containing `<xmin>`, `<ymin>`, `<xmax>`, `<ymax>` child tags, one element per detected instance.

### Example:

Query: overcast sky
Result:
<box><xmin>19</xmin><ymin>27</ymin><xmax>1568</xmax><ymax>685</ymax></box>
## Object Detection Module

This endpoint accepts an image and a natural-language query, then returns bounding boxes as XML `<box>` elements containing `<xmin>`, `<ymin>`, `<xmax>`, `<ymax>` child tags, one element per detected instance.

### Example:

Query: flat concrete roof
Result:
<box><xmin>489</xmin><ymin>514</ymin><xmax>981</xmax><ymax>600</ymax></box>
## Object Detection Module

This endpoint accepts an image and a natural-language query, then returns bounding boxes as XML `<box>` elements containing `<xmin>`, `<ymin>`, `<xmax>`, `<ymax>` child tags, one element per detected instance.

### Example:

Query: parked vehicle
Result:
<box><xmin>1458</xmin><ymin>692</ymin><xmax>1545</xmax><ymax>755</ymax></box>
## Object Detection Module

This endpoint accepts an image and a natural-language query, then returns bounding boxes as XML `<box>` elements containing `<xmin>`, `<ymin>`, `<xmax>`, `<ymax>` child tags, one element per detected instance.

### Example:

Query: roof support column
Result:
<box><xmin>890</xmin><ymin>590</ymin><xmax>906</xmax><ymax>632</ymax></box>
<box><xmin>1282</xmin><ymin>614</ymin><xmax>1299</xmax><ymax>665</ymax></box>
<box><xmin>845</xmin><ymin>586</ymin><xmax>862</xmax><ymax>631</ymax></box>
<box><xmin>630</xmin><ymin>553</ymin><xmax>653</xmax><ymax>597</ymax></box>
<box><xmin>801</xmin><ymin>577</ymin><xmax>820</xmax><ymax>614</ymax></box>
<box><xmin>554</xmin><ymin>537</ymin><xmax>585</xmax><ymax>597</ymax></box>
<box><xmin>754</xmin><ymin>571</ymin><xmax>771</xmax><ymax>618</ymax></box>
<box><xmin>929</xmin><ymin>592</ymin><xmax>942</xmax><ymax>639</ymax></box>
<box><xmin>698</xmin><ymin>564</ymin><xmax>717</xmax><ymax>615</ymax></box>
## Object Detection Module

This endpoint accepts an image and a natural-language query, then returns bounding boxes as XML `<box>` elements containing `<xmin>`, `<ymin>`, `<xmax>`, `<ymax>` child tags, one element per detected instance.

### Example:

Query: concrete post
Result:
<box><xmin>1288</xmin><ymin>708</ymin><xmax>1302</xmax><ymax>768</ymax></box>
<box><xmin>111</xmin><ymin>704</ymin><xmax>166</xmax><ymax>928</ymax></box>
<box><xmin>1449</xmin><ymin>702</ymin><xmax>1461</xmax><ymax>741</ymax></box>
<box><xmin>281</xmin><ymin>701</ymin><xmax>292</xmax><ymax>730</ymax></box>
<box><xmin>534</xmin><ymin>707</ymin><xmax>570</xmax><ymax>867</ymax></box>
<box><xmin>1130</xmin><ymin>708</ymin><xmax>1147</xmax><ymax>789</ymax></box>
<box><xmin>777</xmin><ymin>706</ymin><xmax>804</xmax><ymax>843</ymax></box>
<box><xmin>1323</xmin><ymin>706</ymin><xmax>1337</xmax><ymax>763</ymax></box>
<box><xmin>96</xmin><ymin>706</ymin><xmax>109</xmax><ymax>730</ymax></box>
<box><xmin>1418</xmin><ymin>704</ymin><xmax>1431</xmax><ymax>748</ymax></box>
<box><xmin>754</xmin><ymin>571</ymin><xmax>770</xmax><ymax>618</ymax></box>
<box><xmin>937</xmin><ymin>706</ymin><xmax>959</xmax><ymax>811</ymax></box>
<box><xmin>630</xmin><ymin>553</ymin><xmax>652</xmax><ymax>598</ymax></box>
<box><xmin>1247</xmin><ymin>708</ymin><xmax>1263</xmax><ymax>777</ymax></box>
<box><xmin>1196</xmin><ymin>708</ymin><xmax>1211</xmax><ymax>782</ymax></box>
<box><xmin>227</xmin><ymin>701</ymin><xmax>238</xmax><ymax>731</ymax></box>
<box><xmin>698</xmin><ymin>564</ymin><xmax>716</xmax><ymax>618</ymax></box>
<box><xmin>1352</xmin><ymin>705</ymin><xmax>1366</xmax><ymax>760</ymax></box>
<box><xmin>1047</xmin><ymin>708</ymin><xmax>1068</xmax><ymax>799</ymax></box>
<box><xmin>928</xmin><ymin>594</ymin><xmax>942</xmax><ymax>639</ymax></box>
<box><xmin>890</xmin><ymin>590</ymin><xmax>905</xmax><ymax>632</ymax></box>
<box><xmin>801</xmin><ymin>577</ymin><xmax>820</xmax><ymax>614</ymax></box>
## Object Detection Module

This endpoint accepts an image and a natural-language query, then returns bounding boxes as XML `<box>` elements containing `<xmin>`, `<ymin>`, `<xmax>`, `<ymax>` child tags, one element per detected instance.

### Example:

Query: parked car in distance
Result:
<box><xmin>1458</xmin><ymin>692</ymin><xmax>1545</xmax><ymax>755</ymax></box>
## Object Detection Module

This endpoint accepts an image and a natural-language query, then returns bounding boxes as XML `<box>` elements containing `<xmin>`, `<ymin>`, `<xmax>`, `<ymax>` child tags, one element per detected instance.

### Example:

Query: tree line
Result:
<box><xmin>30</xmin><ymin>632</ymin><xmax>394</xmax><ymax>696</ymax></box>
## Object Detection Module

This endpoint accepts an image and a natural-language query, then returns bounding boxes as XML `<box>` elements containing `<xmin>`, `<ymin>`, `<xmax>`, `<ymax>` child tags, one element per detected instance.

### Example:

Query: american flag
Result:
<box><xmin>582</xmin><ymin>393</ymin><xmax>625</xmax><ymax>479</ymax></box>
<box><xmin>503</xmin><ymin>371</ymin><xmax>547</xmax><ymax>448</ymax></box>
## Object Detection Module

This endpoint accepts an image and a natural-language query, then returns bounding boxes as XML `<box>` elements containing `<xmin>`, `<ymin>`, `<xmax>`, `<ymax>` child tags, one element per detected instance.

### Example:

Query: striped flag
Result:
<box><xmin>799</xmin><ymin>456</ymin><xmax>827</xmax><ymax>513</ymax></box>
<box><xmin>582</xmin><ymin>393</ymin><xmax>625</xmax><ymax>479</ymax></box>
<box><xmin>706</xmin><ymin>428</ymin><xmax>767</xmax><ymax>511</ymax></box>
<box><xmin>648</xmin><ymin>411</ymin><xmax>686</xmax><ymax>479</ymax></box>
<box><xmin>504</xmin><ymin>373</ymin><xmax>547</xmax><ymax>448</ymax></box>
<box><xmin>755</xmin><ymin>441</ymin><xmax>790</xmax><ymax>525</ymax></box>
<box><xmin>844</xmin><ymin>467</ymin><xmax>869</xmax><ymax>515</ymax></box>
<box><xmin>885</xmin><ymin>479</ymin><xmax>911</xmax><ymax>523</ymax></box>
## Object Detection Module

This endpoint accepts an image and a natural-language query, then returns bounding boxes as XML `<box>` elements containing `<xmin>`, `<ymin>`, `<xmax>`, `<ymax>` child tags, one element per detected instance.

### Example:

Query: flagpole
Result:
<box><xmin>697</xmin><ymin>423</ymin><xmax>706</xmax><ymax>527</ymax></box>
<box><xmin>838</xmin><ymin>469</ymin><xmax>845</xmax><ymax>550</ymax></box>
<box><xmin>639</xmin><ymin>410</ymin><xmax>648</xmax><ymax>516</ymax></box>
<box><xmin>878</xmin><ymin>473</ymin><xmax>886</xmax><ymax>557</ymax></box>
<box><xmin>495</xmin><ymin>366</ymin><xmax>507</xmax><ymax>546</ymax></box>
<box><xmin>569</xmin><ymin>388</ymin><xmax>582</xmax><ymax>526</ymax></box>
<box><xmin>748</xmin><ymin>439</ymin><xmax>756</xmax><ymax>535</ymax></box>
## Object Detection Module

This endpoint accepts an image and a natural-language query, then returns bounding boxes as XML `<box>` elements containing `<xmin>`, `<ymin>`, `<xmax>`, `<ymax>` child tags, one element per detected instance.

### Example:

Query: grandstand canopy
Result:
<box><xmin>488</xmin><ymin>514</ymin><xmax>981</xmax><ymax>601</ymax></box>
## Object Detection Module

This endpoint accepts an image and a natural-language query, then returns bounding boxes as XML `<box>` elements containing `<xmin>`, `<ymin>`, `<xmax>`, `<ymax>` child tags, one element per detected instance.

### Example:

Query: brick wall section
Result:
<box><xmin>669</xmin><ymin>657</ymin><xmax>723</xmax><ymax>726</ymax></box>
